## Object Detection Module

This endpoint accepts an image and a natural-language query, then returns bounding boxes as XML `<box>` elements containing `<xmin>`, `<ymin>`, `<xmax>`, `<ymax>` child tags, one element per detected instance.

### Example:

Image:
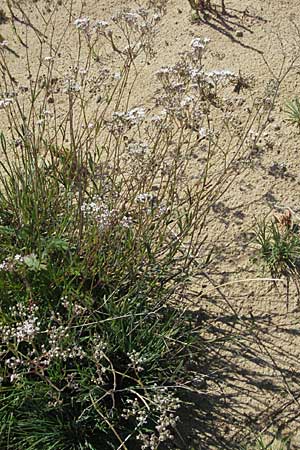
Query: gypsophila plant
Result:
<box><xmin>0</xmin><ymin>0</ymin><xmax>282</xmax><ymax>448</ymax></box>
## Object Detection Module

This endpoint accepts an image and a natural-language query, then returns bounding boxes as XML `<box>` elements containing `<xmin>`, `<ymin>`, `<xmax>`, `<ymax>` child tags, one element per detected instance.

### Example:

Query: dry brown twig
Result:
<box><xmin>273</xmin><ymin>209</ymin><xmax>293</xmax><ymax>233</ymax></box>
<box><xmin>187</xmin><ymin>0</ymin><xmax>226</xmax><ymax>14</ymax></box>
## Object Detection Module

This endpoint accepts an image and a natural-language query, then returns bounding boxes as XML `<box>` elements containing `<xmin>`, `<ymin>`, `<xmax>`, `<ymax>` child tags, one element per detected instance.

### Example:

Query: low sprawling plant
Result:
<box><xmin>244</xmin><ymin>432</ymin><xmax>291</xmax><ymax>450</ymax></box>
<box><xmin>0</xmin><ymin>0</ymin><xmax>282</xmax><ymax>448</ymax></box>
<box><xmin>285</xmin><ymin>97</ymin><xmax>300</xmax><ymax>130</ymax></box>
<box><xmin>255</xmin><ymin>209</ymin><xmax>300</xmax><ymax>302</ymax></box>
<box><xmin>0</xmin><ymin>3</ymin><xmax>205</xmax><ymax>448</ymax></box>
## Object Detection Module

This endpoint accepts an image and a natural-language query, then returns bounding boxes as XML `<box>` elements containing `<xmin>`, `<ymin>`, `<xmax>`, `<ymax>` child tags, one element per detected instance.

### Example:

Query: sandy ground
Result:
<box><xmin>2</xmin><ymin>0</ymin><xmax>300</xmax><ymax>448</ymax></box>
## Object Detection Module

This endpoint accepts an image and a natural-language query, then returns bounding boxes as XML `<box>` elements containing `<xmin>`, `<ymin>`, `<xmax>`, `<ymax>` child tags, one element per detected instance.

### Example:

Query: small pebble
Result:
<box><xmin>236</xmin><ymin>30</ymin><xmax>243</xmax><ymax>37</ymax></box>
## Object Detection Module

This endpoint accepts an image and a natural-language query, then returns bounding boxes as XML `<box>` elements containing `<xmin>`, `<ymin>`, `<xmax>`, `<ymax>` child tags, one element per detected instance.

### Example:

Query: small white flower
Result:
<box><xmin>0</xmin><ymin>98</ymin><xmax>13</xmax><ymax>109</ymax></box>
<box><xmin>14</xmin><ymin>254</ymin><xmax>24</xmax><ymax>263</ymax></box>
<box><xmin>180</xmin><ymin>95</ymin><xmax>193</xmax><ymax>108</ymax></box>
<box><xmin>64</xmin><ymin>79</ymin><xmax>81</xmax><ymax>93</ymax></box>
<box><xmin>0</xmin><ymin>260</ymin><xmax>9</xmax><ymax>270</ymax></box>
<box><xmin>206</xmin><ymin>69</ymin><xmax>235</xmax><ymax>84</ymax></box>
<box><xmin>10</xmin><ymin>373</ymin><xmax>19</xmax><ymax>383</ymax></box>
<box><xmin>126</xmin><ymin>107</ymin><xmax>146</xmax><ymax>124</ymax></box>
<box><xmin>79</xmin><ymin>67</ymin><xmax>88</xmax><ymax>75</ymax></box>
<box><xmin>151</xmin><ymin>110</ymin><xmax>167</xmax><ymax>123</ymax></box>
<box><xmin>127</xmin><ymin>350</ymin><xmax>146</xmax><ymax>372</ymax></box>
<box><xmin>189</xmin><ymin>68</ymin><xmax>204</xmax><ymax>80</ymax></box>
<box><xmin>191</xmin><ymin>37</ymin><xmax>210</xmax><ymax>50</ymax></box>
<box><xmin>127</xmin><ymin>141</ymin><xmax>148</xmax><ymax>156</ymax></box>
<box><xmin>124</xmin><ymin>12</ymin><xmax>140</xmax><ymax>23</ymax></box>
<box><xmin>94</xmin><ymin>20</ymin><xmax>109</xmax><ymax>30</ymax></box>
<box><xmin>43</xmin><ymin>109</ymin><xmax>53</xmax><ymax>117</ymax></box>
<box><xmin>120</xmin><ymin>215</ymin><xmax>133</xmax><ymax>228</ymax></box>
<box><xmin>113</xmin><ymin>107</ymin><xmax>146</xmax><ymax>126</ymax></box>
<box><xmin>199</xmin><ymin>127</ymin><xmax>207</xmax><ymax>139</ymax></box>
<box><xmin>15</xmin><ymin>316</ymin><xmax>40</xmax><ymax>343</ymax></box>
<box><xmin>74</xmin><ymin>17</ymin><xmax>90</xmax><ymax>30</ymax></box>
<box><xmin>135</xmin><ymin>192</ymin><xmax>154</xmax><ymax>203</ymax></box>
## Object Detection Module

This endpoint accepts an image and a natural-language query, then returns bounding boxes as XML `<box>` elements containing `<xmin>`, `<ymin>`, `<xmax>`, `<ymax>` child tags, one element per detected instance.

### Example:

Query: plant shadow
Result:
<box><xmin>193</xmin><ymin>4</ymin><xmax>268</xmax><ymax>55</ymax></box>
<box><xmin>172</xmin><ymin>280</ymin><xmax>300</xmax><ymax>449</ymax></box>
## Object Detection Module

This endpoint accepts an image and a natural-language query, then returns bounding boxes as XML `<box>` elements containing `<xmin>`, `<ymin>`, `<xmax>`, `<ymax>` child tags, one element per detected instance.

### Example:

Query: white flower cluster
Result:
<box><xmin>120</xmin><ymin>215</ymin><xmax>133</xmax><ymax>228</ymax></box>
<box><xmin>0</xmin><ymin>39</ymin><xmax>8</xmax><ymax>47</ymax></box>
<box><xmin>74</xmin><ymin>17</ymin><xmax>111</xmax><ymax>35</ymax></box>
<box><xmin>206</xmin><ymin>69</ymin><xmax>236</xmax><ymax>86</ymax></box>
<box><xmin>0</xmin><ymin>98</ymin><xmax>13</xmax><ymax>109</ymax></box>
<box><xmin>190</xmin><ymin>36</ymin><xmax>210</xmax><ymax>59</ymax></box>
<box><xmin>61</xmin><ymin>345</ymin><xmax>85</xmax><ymax>361</ymax></box>
<box><xmin>2</xmin><ymin>312</ymin><xmax>40</xmax><ymax>344</ymax></box>
<box><xmin>16</xmin><ymin>316</ymin><xmax>40</xmax><ymax>342</ymax></box>
<box><xmin>34</xmin><ymin>322</ymin><xmax>85</xmax><ymax>365</ymax></box>
<box><xmin>122</xmin><ymin>398</ymin><xmax>148</xmax><ymax>426</ymax></box>
<box><xmin>81</xmin><ymin>198</ymin><xmax>117</xmax><ymax>229</ymax></box>
<box><xmin>111</xmin><ymin>8</ymin><xmax>157</xmax><ymax>33</ymax></box>
<box><xmin>135</xmin><ymin>192</ymin><xmax>154</xmax><ymax>204</ymax></box>
<box><xmin>74</xmin><ymin>17</ymin><xmax>90</xmax><ymax>30</ymax></box>
<box><xmin>199</xmin><ymin>127</ymin><xmax>215</xmax><ymax>139</ymax></box>
<box><xmin>61</xmin><ymin>296</ymin><xmax>87</xmax><ymax>316</ymax></box>
<box><xmin>122</xmin><ymin>12</ymin><xmax>140</xmax><ymax>25</ymax></box>
<box><xmin>94</xmin><ymin>339</ymin><xmax>107</xmax><ymax>361</ymax></box>
<box><xmin>137</xmin><ymin>388</ymin><xmax>180</xmax><ymax>449</ymax></box>
<box><xmin>0</xmin><ymin>259</ymin><xmax>11</xmax><ymax>271</ymax></box>
<box><xmin>113</xmin><ymin>107</ymin><xmax>146</xmax><ymax>126</ymax></box>
<box><xmin>189</xmin><ymin>67</ymin><xmax>205</xmax><ymax>81</ymax></box>
<box><xmin>44</xmin><ymin>56</ymin><xmax>54</xmax><ymax>62</ymax></box>
<box><xmin>94</xmin><ymin>20</ymin><xmax>109</xmax><ymax>31</ymax></box>
<box><xmin>8</xmin><ymin>301</ymin><xmax>27</xmax><ymax>317</ymax></box>
<box><xmin>0</xmin><ymin>254</ymin><xmax>24</xmax><ymax>271</ymax></box>
<box><xmin>0</xmin><ymin>253</ymin><xmax>38</xmax><ymax>272</ymax></box>
<box><xmin>127</xmin><ymin>349</ymin><xmax>146</xmax><ymax>372</ymax></box>
<box><xmin>108</xmin><ymin>107</ymin><xmax>146</xmax><ymax>135</ymax></box>
<box><xmin>81</xmin><ymin>197</ymin><xmax>132</xmax><ymax>230</ymax></box>
<box><xmin>40</xmin><ymin>343</ymin><xmax>85</xmax><ymax>365</ymax></box>
<box><xmin>127</xmin><ymin>141</ymin><xmax>149</xmax><ymax>158</ymax></box>
<box><xmin>191</xmin><ymin>36</ymin><xmax>210</xmax><ymax>50</ymax></box>
<box><xmin>153</xmin><ymin>37</ymin><xmax>240</xmax><ymax>130</ymax></box>
<box><xmin>179</xmin><ymin>95</ymin><xmax>193</xmax><ymax>108</ymax></box>
<box><xmin>150</xmin><ymin>110</ymin><xmax>167</xmax><ymax>124</ymax></box>
<box><xmin>112</xmin><ymin>10</ymin><xmax>143</xmax><ymax>31</ymax></box>
<box><xmin>66</xmin><ymin>373</ymin><xmax>80</xmax><ymax>391</ymax></box>
<box><xmin>156</xmin><ymin>67</ymin><xmax>173</xmax><ymax>76</ymax></box>
<box><xmin>64</xmin><ymin>78</ymin><xmax>81</xmax><ymax>93</ymax></box>
<box><xmin>5</xmin><ymin>356</ymin><xmax>24</xmax><ymax>370</ymax></box>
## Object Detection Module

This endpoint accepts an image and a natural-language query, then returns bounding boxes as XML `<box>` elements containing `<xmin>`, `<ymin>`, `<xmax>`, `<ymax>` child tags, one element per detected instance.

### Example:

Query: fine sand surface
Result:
<box><xmin>1</xmin><ymin>0</ymin><xmax>300</xmax><ymax>448</ymax></box>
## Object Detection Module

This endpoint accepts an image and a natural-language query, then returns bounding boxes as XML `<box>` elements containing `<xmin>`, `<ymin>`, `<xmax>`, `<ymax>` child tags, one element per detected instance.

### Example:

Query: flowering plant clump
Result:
<box><xmin>0</xmin><ymin>0</ymin><xmax>279</xmax><ymax>448</ymax></box>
